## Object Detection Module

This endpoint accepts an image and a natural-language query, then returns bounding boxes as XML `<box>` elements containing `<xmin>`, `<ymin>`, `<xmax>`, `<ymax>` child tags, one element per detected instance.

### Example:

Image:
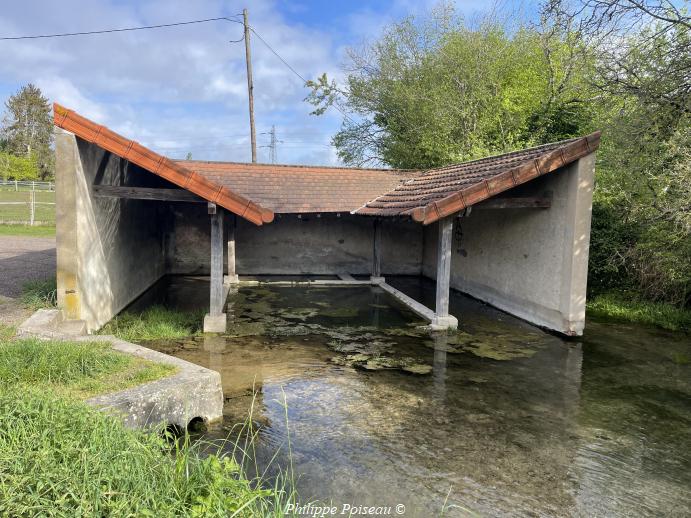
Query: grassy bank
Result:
<box><xmin>0</xmin><ymin>334</ymin><xmax>289</xmax><ymax>516</ymax></box>
<box><xmin>0</xmin><ymin>224</ymin><xmax>55</xmax><ymax>237</ymax></box>
<box><xmin>0</xmin><ymin>337</ymin><xmax>175</xmax><ymax>399</ymax></box>
<box><xmin>587</xmin><ymin>293</ymin><xmax>691</xmax><ymax>332</ymax></box>
<box><xmin>99</xmin><ymin>305</ymin><xmax>203</xmax><ymax>342</ymax></box>
<box><xmin>0</xmin><ymin>388</ymin><xmax>277</xmax><ymax>516</ymax></box>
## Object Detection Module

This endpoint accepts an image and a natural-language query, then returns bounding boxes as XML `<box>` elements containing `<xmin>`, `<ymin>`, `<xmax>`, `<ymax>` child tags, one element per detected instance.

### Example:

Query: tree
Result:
<box><xmin>541</xmin><ymin>0</ymin><xmax>691</xmax><ymax>305</ymax></box>
<box><xmin>0</xmin><ymin>151</ymin><xmax>39</xmax><ymax>181</ymax></box>
<box><xmin>1</xmin><ymin>84</ymin><xmax>54</xmax><ymax>180</ymax></box>
<box><xmin>306</xmin><ymin>4</ymin><xmax>593</xmax><ymax>168</ymax></box>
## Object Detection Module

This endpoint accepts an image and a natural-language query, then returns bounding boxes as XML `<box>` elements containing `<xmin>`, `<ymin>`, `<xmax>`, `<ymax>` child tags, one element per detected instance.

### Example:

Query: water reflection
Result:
<box><xmin>139</xmin><ymin>276</ymin><xmax>691</xmax><ymax>517</ymax></box>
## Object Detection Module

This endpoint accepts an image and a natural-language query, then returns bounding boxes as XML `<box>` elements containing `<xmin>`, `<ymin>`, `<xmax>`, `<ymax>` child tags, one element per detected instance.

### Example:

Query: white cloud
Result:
<box><xmin>0</xmin><ymin>0</ymin><xmax>500</xmax><ymax>165</ymax></box>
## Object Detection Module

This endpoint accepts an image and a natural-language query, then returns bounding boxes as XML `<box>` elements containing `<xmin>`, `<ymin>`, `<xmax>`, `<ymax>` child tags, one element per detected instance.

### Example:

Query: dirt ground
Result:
<box><xmin>0</xmin><ymin>235</ymin><xmax>56</xmax><ymax>326</ymax></box>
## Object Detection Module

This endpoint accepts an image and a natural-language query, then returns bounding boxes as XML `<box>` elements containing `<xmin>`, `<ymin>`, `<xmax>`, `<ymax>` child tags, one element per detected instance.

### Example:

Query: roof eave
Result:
<box><xmin>411</xmin><ymin>131</ymin><xmax>601</xmax><ymax>225</ymax></box>
<box><xmin>53</xmin><ymin>103</ymin><xmax>274</xmax><ymax>226</ymax></box>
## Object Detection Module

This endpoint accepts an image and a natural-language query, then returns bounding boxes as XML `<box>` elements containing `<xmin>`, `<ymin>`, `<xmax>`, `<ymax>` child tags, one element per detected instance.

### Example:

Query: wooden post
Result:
<box><xmin>371</xmin><ymin>218</ymin><xmax>383</xmax><ymax>283</ymax></box>
<box><xmin>226</xmin><ymin>213</ymin><xmax>238</xmax><ymax>283</ymax></box>
<box><xmin>204</xmin><ymin>203</ymin><xmax>227</xmax><ymax>332</ymax></box>
<box><xmin>432</xmin><ymin>216</ymin><xmax>458</xmax><ymax>329</ymax></box>
<box><xmin>243</xmin><ymin>8</ymin><xmax>257</xmax><ymax>163</ymax></box>
<box><xmin>209</xmin><ymin>205</ymin><xmax>224</xmax><ymax>315</ymax></box>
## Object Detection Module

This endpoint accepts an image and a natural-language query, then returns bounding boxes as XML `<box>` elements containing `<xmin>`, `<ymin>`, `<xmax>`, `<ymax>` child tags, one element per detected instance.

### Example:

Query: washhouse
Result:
<box><xmin>53</xmin><ymin>103</ymin><xmax>599</xmax><ymax>336</ymax></box>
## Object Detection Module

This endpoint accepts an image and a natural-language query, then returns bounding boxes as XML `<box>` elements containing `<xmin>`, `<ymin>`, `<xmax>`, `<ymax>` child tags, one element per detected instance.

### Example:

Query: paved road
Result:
<box><xmin>0</xmin><ymin>236</ymin><xmax>56</xmax><ymax>326</ymax></box>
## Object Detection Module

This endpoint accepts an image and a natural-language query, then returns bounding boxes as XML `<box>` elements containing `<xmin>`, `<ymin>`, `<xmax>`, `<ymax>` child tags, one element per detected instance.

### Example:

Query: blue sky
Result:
<box><xmin>0</xmin><ymin>0</ymin><xmax>524</xmax><ymax>165</ymax></box>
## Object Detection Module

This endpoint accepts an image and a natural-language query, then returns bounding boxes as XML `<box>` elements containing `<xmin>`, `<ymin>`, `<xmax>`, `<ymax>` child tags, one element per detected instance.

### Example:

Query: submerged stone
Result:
<box><xmin>320</xmin><ymin>307</ymin><xmax>360</xmax><ymax>318</ymax></box>
<box><xmin>279</xmin><ymin>308</ymin><xmax>319</xmax><ymax>321</ymax></box>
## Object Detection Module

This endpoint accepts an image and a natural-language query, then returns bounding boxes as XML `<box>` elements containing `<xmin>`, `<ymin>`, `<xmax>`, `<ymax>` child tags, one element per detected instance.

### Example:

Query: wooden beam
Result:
<box><xmin>93</xmin><ymin>185</ymin><xmax>204</xmax><ymax>203</ymax></box>
<box><xmin>209</xmin><ymin>209</ymin><xmax>224</xmax><ymax>316</ymax></box>
<box><xmin>475</xmin><ymin>196</ymin><xmax>552</xmax><ymax>210</ymax></box>
<box><xmin>227</xmin><ymin>213</ymin><xmax>238</xmax><ymax>283</ymax></box>
<box><xmin>371</xmin><ymin>218</ymin><xmax>382</xmax><ymax>280</ymax></box>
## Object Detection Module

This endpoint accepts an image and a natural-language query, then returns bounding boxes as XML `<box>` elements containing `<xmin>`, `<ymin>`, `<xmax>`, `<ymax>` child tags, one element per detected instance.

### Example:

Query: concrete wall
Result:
<box><xmin>55</xmin><ymin>129</ymin><xmax>166</xmax><ymax>332</ymax></box>
<box><xmin>422</xmin><ymin>154</ymin><xmax>595</xmax><ymax>335</ymax></box>
<box><xmin>167</xmin><ymin>209</ymin><xmax>423</xmax><ymax>276</ymax></box>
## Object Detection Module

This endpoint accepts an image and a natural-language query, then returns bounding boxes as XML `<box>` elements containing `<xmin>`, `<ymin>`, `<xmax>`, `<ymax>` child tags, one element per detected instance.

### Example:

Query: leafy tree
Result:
<box><xmin>1</xmin><ymin>84</ymin><xmax>54</xmax><ymax>180</ymax></box>
<box><xmin>306</xmin><ymin>5</ymin><xmax>593</xmax><ymax>168</ymax></box>
<box><xmin>0</xmin><ymin>151</ymin><xmax>40</xmax><ymax>181</ymax></box>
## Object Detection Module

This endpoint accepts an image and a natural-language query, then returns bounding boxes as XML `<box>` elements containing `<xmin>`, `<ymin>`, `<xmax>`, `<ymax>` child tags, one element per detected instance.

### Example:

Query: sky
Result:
<box><xmin>0</xmin><ymin>0</ymin><xmax>521</xmax><ymax>165</ymax></box>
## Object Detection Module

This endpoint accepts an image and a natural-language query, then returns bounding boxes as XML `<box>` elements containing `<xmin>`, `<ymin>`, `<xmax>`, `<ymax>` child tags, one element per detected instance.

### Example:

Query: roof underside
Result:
<box><xmin>179</xmin><ymin>160</ymin><xmax>415</xmax><ymax>214</ymax></box>
<box><xmin>355</xmin><ymin>132</ymin><xmax>601</xmax><ymax>225</ymax></box>
<box><xmin>53</xmin><ymin>103</ymin><xmax>274</xmax><ymax>225</ymax></box>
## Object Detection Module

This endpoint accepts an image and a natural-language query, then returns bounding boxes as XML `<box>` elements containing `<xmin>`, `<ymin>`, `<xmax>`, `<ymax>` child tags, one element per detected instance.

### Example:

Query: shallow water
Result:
<box><xmin>139</xmin><ymin>276</ymin><xmax>691</xmax><ymax>517</ymax></box>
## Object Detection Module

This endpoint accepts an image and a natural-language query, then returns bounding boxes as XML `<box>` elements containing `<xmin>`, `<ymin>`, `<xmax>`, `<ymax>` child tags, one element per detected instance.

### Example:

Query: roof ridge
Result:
<box><xmin>177</xmin><ymin>159</ymin><xmax>417</xmax><ymax>174</ymax></box>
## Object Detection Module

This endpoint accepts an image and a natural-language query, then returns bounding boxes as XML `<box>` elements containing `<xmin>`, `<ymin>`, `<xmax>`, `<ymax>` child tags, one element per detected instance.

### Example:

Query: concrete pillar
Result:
<box><xmin>204</xmin><ymin>204</ymin><xmax>227</xmax><ymax>332</ymax></box>
<box><xmin>54</xmin><ymin>129</ymin><xmax>81</xmax><ymax>320</ymax></box>
<box><xmin>225</xmin><ymin>213</ymin><xmax>239</xmax><ymax>284</ymax></box>
<box><xmin>558</xmin><ymin>154</ymin><xmax>596</xmax><ymax>335</ymax></box>
<box><xmin>431</xmin><ymin>216</ymin><xmax>458</xmax><ymax>330</ymax></box>
<box><xmin>370</xmin><ymin>218</ymin><xmax>384</xmax><ymax>284</ymax></box>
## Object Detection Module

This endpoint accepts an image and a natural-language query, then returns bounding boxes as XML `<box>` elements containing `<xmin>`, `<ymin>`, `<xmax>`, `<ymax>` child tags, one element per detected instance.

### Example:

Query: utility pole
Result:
<box><xmin>243</xmin><ymin>8</ymin><xmax>257</xmax><ymax>163</ymax></box>
<box><xmin>269</xmin><ymin>125</ymin><xmax>276</xmax><ymax>163</ymax></box>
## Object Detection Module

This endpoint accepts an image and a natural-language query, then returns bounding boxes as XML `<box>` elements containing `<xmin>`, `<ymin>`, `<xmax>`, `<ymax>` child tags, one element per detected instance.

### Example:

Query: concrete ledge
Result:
<box><xmin>430</xmin><ymin>315</ymin><xmax>459</xmax><ymax>330</ymax></box>
<box><xmin>17</xmin><ymin>308</ymin><xmax>87</xmax><ymax>338</ymax></box>
<box><xmin>203</xmin><ymin>313</ymin><xmax>227</xmax><ymax>333</ymax></box>
<box><xmin>237</xmin><ymin>279</ymin><xmax>372</xmax><ymax>287</ymax></box>
<box><xmin>17</xmin><ymin>310</ymin><xmax>224</xmax><ymax>431</ymax></box>
<box><xmin>224</xmin><ymin>274</ymin><xmax>240</xmax><ymax>284</ymax></box>
<box><xmin>83</xmin><ymin>335</ymin><xmax>223</xmax><ymax>430</ymax></box>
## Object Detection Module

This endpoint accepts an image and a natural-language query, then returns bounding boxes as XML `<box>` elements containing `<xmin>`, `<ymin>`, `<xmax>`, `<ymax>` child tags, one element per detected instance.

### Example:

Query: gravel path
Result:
<box><xmin>0</xmin><ymin>235</ymin><xmax>56</xmax><ymax>325</ymax></box>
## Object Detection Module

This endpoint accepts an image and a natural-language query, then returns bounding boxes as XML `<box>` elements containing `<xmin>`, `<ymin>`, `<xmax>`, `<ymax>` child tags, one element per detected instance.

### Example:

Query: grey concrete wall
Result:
<box><xmin>422</xmin><ymin>154</ymin><xmax>596</xmax><ymax>335</ymax></box>
<box><xmin>55</xmin><ymin>129</ymin><xmax>166</xmax><ymax>332</ymax></box>
<box><xmin>167</xmin><ymin>209</ymin><xmax>423</xmax><ymax>276</ymax></box>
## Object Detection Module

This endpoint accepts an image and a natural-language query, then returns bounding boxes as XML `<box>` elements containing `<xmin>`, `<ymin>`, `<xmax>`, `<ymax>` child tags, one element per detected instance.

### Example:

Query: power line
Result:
<box><xmin>0</xmin><ymin>17</ymin><xmax>242</xmax><ymax>41</ymax></box>
<box><xmin>249</xmin><ymin>26</ymin><xmax>354</xmax><ymax>124</ymax></box>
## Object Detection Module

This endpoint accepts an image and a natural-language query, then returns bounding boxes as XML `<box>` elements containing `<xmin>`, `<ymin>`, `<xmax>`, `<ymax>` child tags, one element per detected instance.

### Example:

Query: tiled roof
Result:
<box><xmin>354</xmin><ymin>132</ymin><xmax>601</xmax><ymax>224</ymax></box>
<box><xmin>53</xmin><ymin>103</ymin><xmax>274</xmax><ymax>225</ymax></box>
<box><xmin>178</xmin><ymin>160</ymin><xmax>415</xmax><ymax>214</ymax></box>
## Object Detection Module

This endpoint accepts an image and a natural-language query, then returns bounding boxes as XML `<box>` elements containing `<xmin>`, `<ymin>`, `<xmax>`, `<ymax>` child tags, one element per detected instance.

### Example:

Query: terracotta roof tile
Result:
<box><xmin>178</xmin><ymin>160</ymin><xmax>416</xmax><ymax>214</ymax></box>
<box><xmin>53</xmin><ymin>103</ymin><xmax>274</xmax><ymax>225</ymax></box>
<box><xmin>354</xmin><ymin>133</ymin><xmax>601</xmax><ymax>224</ymax></box>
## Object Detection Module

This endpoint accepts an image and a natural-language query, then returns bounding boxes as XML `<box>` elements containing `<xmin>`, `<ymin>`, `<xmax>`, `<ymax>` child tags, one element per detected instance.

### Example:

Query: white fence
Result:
<box><xmin>0</xmin><ymin>179</ymin><xmax>54</xmax><ymax>191</ymax></box>
<box><xmin>0</xmin><ymin>180</ymin><xmax>55</xmax><ymax>225</ymax></box>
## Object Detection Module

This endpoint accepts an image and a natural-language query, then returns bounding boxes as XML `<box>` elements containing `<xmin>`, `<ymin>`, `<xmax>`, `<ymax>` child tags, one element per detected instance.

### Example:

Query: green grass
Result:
<box><xmin>0</xmin><ymin>338</ymin><xmax>176</xmax><ymax>399</ymax></box>
<box><xmin>20</xmin><ymin>278</ymin><xmax>57</xmax><ymax>310</ymax></box>
<box><xmin>587</xmin><ymin>293</ymin><xmax>691</xmax><ymax>332</ymax></box>
<box><xmin>0</xmin><ymin>324</ymin><xmax>15</xmax><ymax>341</ymax></box>
<box><xmin>0</xmin><ymin>333</ymin><xmax>295</xmax><ymax>515</ymax></box>
<box><xmin>0</xmin><ymin>387</ymin><xmax>279</xmax><ymax>516</ymax></box>
<box><xmin>0</xmin><ymin>224</ymin><xmax>55</xmax><ymax>236</ymax></box>
<box><xmin>99</xmin><ymin>305</ymin><xmax>204</xmax><ymax>342</ymax></box>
